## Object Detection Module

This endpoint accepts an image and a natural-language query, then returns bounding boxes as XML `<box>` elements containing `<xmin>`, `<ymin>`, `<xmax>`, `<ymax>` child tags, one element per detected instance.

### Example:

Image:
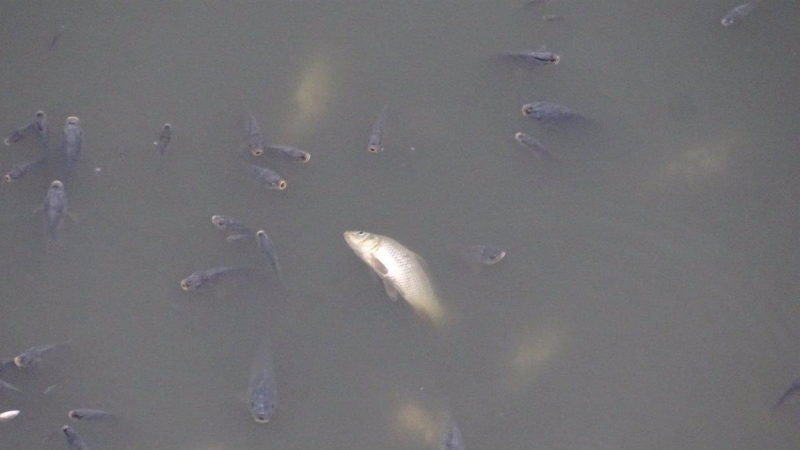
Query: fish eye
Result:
<box><xmin>357</xmin><ymin>231</ymin><xmax>365</xmax><ymax>236</ymax></box>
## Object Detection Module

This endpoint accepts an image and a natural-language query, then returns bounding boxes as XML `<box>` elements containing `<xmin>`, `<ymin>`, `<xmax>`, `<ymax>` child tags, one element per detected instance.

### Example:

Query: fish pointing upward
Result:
<box><xmin>344</xmin><ymin>231</ymin><xmax>445</xmax><ymax>325</ymax></box>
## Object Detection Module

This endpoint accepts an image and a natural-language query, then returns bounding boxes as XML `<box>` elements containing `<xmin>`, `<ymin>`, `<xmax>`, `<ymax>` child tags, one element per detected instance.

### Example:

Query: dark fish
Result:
<box><xmin>245</xmin><ymin>113</ymin><xmax>266</xmax><ymax>156</ymax></box>
<box><xmin>256</xmin><ymin>230</ymin><xmax>283</xmax><ymax>282</ymax></box>
<box><xmin>469</xmin><ymin>245</ymin><xmax>506</xmax><ymax>265</ymax></box>
<box><xmin>49</xmin><ymin>25</ymin><xmax>65</xmax><ymax>51</ymax></box>
<box><xmin>4</xmin><ymin>110</ymin><xmax>49</xmax><ymax>155</ymax></box>
<box><xmin>0</xmin><ymin>379</ymin><xmax>21</xmax><ymax>393</ymax></box>
<box><xmin>68</xmin><ymin>408</ymin><xmax>114</xmax><ymax>422</ymax></box>
<box><xmin>4</xmin><ymin>156</ymin><xmax>47</xmax><ymax>182</ymax></box>
<box><xmin>248</xmin><ymin>349</ymin><xmax>278</xmax><ymax>423</ymax></box>
<box><xmin>367</xmin><ymin>105</ymin><xmax>388</xmax><ymax>153</ymax></box>
<box><xmin>775</xmin><ymin>376</ymin><xmax>800</xmax><ymax>408</ymax></box>
<box><xmin>180</xmin><ymin>266</ymin><xmax>249</xmax><ymax>291</ymax></box>
<box><xmin>514</xmin><ymin>132</ymin><xmax>552</xmax><ymax>161</ymax></box>
<box><xmin>211</xmin><ymin>215</ymin><xmax>251</xmax><ymax>243</ymax></box>
<box><xmin>267</xmin><ymin>145</ymin><xmax>311</xmax><ymax>163</ymax></box>
<box><xmin>62</xmin><ymin>425</ymin><xmax>88</xmax><ymax>450</ymax></box>
<box><xmin>441</xmin><ymin>414</ymin><xmax>465</xmax><ymax>450</ymax></box>
<box><xmin>153</xmin><ymin>123</ymin><xmax>172</xmax><ymax>157</ymax></box>
<box><xmin>15</xmin><ymin>342</ymin><xmax>66</xmax><ymax>367</ymax></box>
<box><xmin>247</xmin><ymin>164</ymin><xmax>286</xmax><ymax>190</ymax></box>
<box><xmin>60</xmin><ymin>116</ymin><xmax>83</xmax><ymax>175</ymax></box>
<box><xmin>542</xmin><ymin>14</ymin><xmax>565</xmax><ymax>21</ymax></box>
<box><xmin>521</xmin><ymin>101</ymin><xmax>582</xmax><ymax>122</ymax></box>
<box><xmin>501</xmin><ymin>51</ymin><xmax>560</xmax><ymax>67</ymax></box>
<box><xmin>44</xmin><ymin>180</ymin><xmax>68</xmax><ymax>241</ymax></box>
<box><xmin>721</xmin><ymin>2</ymin><xmax>755</xmax><ymax>26</ymax></box>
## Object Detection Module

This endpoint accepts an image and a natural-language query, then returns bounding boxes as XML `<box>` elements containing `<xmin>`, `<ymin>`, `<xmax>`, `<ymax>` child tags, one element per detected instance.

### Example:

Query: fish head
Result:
<box><xmin>211</xmin><ymin>215</ymin><xmax>229</xmax><ymax>229</ymax></box>
<box><xmin>250</xmin><ymin>396</ymin><xmax>277</xmax><ymax>423</ymax></box>
<box><xmin>50</xmin><ymin>180</ymin><xmax>64</xmax><ymax>191</ymax></box>
<box><xmin>61</xmin><ymin>425</ymin><xmax>73</xmax><ymax>436</ymax></box>
<box><xmin>344</xmin><ymin>230</ymin><xmax>381</xmax><ymax>254</ymax></box>
<box><xmin>4</xmin><ymin>170</ymin><xmax>18</xmax><ymax>182</ymax></box>
<box><xmin>66</xmin><ymin>116</ymin><xmax>80</xmax><ymax>126</ymax></box>
<box><xmin>180</xmin><ymin>273</ymin><xmax>203</xmax><ymax>291</ymax></box>
<box><xmin>367</xmin><ymin>135</ymin><xmax>383</xmax><ymax>153</ymax></box>
<box><xmin>521</xmin><ymin>103</ymin><xmax>535</xmax><ymax>117</ymax></box>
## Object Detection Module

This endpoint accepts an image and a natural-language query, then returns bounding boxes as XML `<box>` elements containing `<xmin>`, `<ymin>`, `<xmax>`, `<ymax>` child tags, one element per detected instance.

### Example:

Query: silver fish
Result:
<box><xmin>180</xmin><ymin>266</ymin><xmax>249</xmax><ymax>291</ymax></box>
<box><xmin>14</xmin><ymin>343</ymin><xmax>66</xmax><ymax>367</ymax></box>
<box><xmin>468</xmin><ymin>245</ymin><xmax>506</xmax><ymax>265</ymax></box>
<box><xmin>245</xmin><ymin>113</ymin><xmax>266</xmax><ymax>156</ymax></box>
<box><xmin>0</xmin><ymin>379</ymin><xmax>21</xmax><ymax>393</ymax></box>
<box><xmin>267</xmin><ymin>145</ymin><xmax>311</xmax><ymax>163</ymax></box>
<box><xmin>60</xmin><ymin>116</ymin><xmax>83</xmax><ymax>175</ymax></box>
<box><xmin>247</xmin><ymin>164</ymin><xmax>286</xmax><ymax>190</ymax></box>
<box><xmin>62</xmin><ymin>425</ymin><xmax>88</xmax><ymax>450</ymax></box>
<box><xmin>344</xmin><ymin>230</ymin><xmax>445</xmax><ymax>324</ymax></box>
<box><xmin>68</xmin><ymin>408</ymin><xmax>114</xmax><ymax>422</ymax></box>
<box><xmin>0</xmin><ymin>410</ymin><xmax>19</xmax><ymax>422</ymax></box>
<box><xmin>514</xmin><ymin>132</ymin><xmax>552</xmax><ymax>161</ymax></box>
<box><xmin>211</xmin><ymin>215</ymin><xmax>251</xmax><ymax>243</ymax></box>
<box><xmin>44</xmin><ymin>180</ymin><xmax>68</xmax><ymax>240</ymax></box>
<box><xmin>256</xmin><ymin>230</ymin><xmax>283</xmax><ymax>283</ymax></box>
<box><xmin>4</xmin><ymin>156</ymin><xmax>47</xmax><ymax>183</ymax></box>
<box><xmin>521</xmin><ymin>101</ymin><xmax>582</xmax><ymax>122</ymax></box>
<box><xmin>721</xmin><ymin>2</ymin><xmax>755</xmax><ymax>26</ymax></box>
<box><xmin>367</xmin><ymin>105</ymin><xmax>388</xmax><ymax>153</ymax></box>
<box><xmin>248</xmin><ymin>348</ymin><xmax>278</xmax><ymax>423</ymax></box>
<box><xmin>153</xmin><ymin>123</ymin><xmax>172</xmax><ymax>157</ymax></box>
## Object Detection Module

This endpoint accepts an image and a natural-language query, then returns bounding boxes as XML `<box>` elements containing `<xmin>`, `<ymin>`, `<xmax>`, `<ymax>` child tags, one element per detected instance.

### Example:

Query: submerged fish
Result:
<box><xmin>180</xmin><ymin>266</ymin><xmax>249</xmax><ymax>291</ymax></box>
<box><xmin>44</xmin><ymin>180</ymin><xmax>68</xmax><ymax>240</ymax></box>
<box><xmin>0</xmin><ymin>379</ymin><xmax>21</xmax><ymax>393</ymax></box>
<box><xmin>4</xmin><ymin>156</ymin><xmax>47</xmax><ymax>182</ymax></box>
<box><xmin>344</xmin><ymin>230</ymin><xmax>445</xmax><ymax>324</ymax></box>
<box><xmin>60</xmin><ymin>116</ymin><xmax>83</xmax><ymax>175</ymax></box>
<box><xmin>245</xmin><ymin>113</ymin><xmax>266</xmax><ymax>156</ymax></box>
<box><xmin>267</xmin><ymin>145</ymin><xmax>311</xmax><ymax>162</ymax></box>
<box><xmin>514</xmin><ymin>132</ymin><xmax>552</xmax><ymax>161</ymax></box>
<box><xmin>248</xmin><ymin>348</ymin><xmax>278</xmax><ymax>423</ymax></box>
<box><xmin>14</xmin><ymin>343</ymin><xmax>66</xmax><ymax>367</ymax></box>
<box><xmin>153</xmin><ymin>123</ymin><xmax>172</xmax><ymax>157</ymax></box>
<box><xmin>68</xmin><ymin>408</ymin><xmax>114</xmax><ymax>422</ymax></box>
<box><xmin>521</xmin><ymin>101</ymin><xmax>582</xmax><ymax>122</ymax></box>
<box><xmin>49</xmin><ymin>25</ymin><xmax>65</xmax><ymax>51</ymax></box>
<box><xmin>721</xmin><ymin>2</ymin><xmax>755</xmax><ymax>26</ymax></box>
<box><xmin>256</xmin><ymin>230</ymin><xmax>283</xmax><ymax>282</ymax></box>
<box><xmin>775</xmin><ymin>376</ymin><xmax>800</xmax><ymax>408</ymax></box>
<box><xmin>62</xmin><ymin>425</ymin><xmax>88</xmax><ymax>450</ymax></box>
<box><xmin>367</xmin><ymin>105</ymin><xmax>388</xmax><ymax>153</ymax></box>
<box><xmin>501</xmin><ymin>50</ymin><xmax>560</xmax><ymax>67</ymax></box>
<box><xmin>441</xmin><ymin>414</ymin><xmax>465</xmax><ymax>450</ymax></box>
<box><xmin>211</xmin><ymin>215</ymin><xmax>251</xmax><ymax>243</ymax></box>
<box><xmin>246</xmin><ymin>164</ymin><xmax>286</xmax><ymax>190</ymax></box>
<box><xmin>4</xmin><ymin>110</ymin><xmax>49</xmax><ymax>155</ymax></box>
<box><xmin>468</xmin><ymin>245</ymin><xmax>506</xmax><ymax>265</ymax></box>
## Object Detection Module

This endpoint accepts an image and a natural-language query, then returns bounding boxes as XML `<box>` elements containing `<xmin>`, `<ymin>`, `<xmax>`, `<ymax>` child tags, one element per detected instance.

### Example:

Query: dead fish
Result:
<box><xmin>59</xmin><ymin>116</ymin><xmax>83</xmax><ymax>175</ymax></box>
<box><xmin>49</xmin><ymin>25</ymin><xmax>65</xmax><ymax>51</ymax></box>
<box><xmin>62</xmin><ymin>425</ymin><xmax>88</xmax><ymax>450</ymax></box>
<box><xmin>344</xmin><ymin>230</ymin><xmax>445</xmax><ymax>325</ymax></box>
<box><xmin>367</xmin><ymin>105</ymin><xmax>388</xmax><ymax>153</ymax></box>
<box><xmin>14</xmin><ymin>342</ymin><xmax>67</xmax><ymax>367</ymax></box>
<box><xmin>180</xmin><ymin>266</ymin><xmax>249</xmax><ymax>291</ymax></box>
<box><xmin>246</xmin><ymin>164</ymin><xmax>286</xmax><ymax>190</ymax></box>
<box><xmin>153</xmin><ymin>123</ymin><xmax>172</xmax><ymax>157</ymax></box>
<box><xmin>248</xmin><ymin>348</ymin><xmax>278</xmax><ymax>423</ymax></box>
<box><xmin>267</xmin><ymin>145</ymin><xmax>311</xmax><ymax>163</ymax></box>
<box><xmin>514</xmin><ymin>132</ymin><xmax>552</xmax><ymax>161</ymax></box>
<box><xmin>44</xmin><ymin>180</ymin><xmax>68</xmax><ymax>240</ymax></box>
<box><xmin>245</xmin><ymin>113</ymin><xmax>266</xmax><ymax>156</ymax></box>
<box><xmin>211</xmin><ymin>215</ymin><xmax>251</xmax><ymax>243</ymax></box>
<box><xmin>0</xmin><ymin>410</ymin><xmax>19</xmax><ymax>423</ymax></box>
<box><xmin>68</xmin><ymin>408</ymin><xmax>114</xmax><ymax>422</ymax></box>
<box><xmin>4</xmin><ymin>156</ymin><xmax>47</xmax><ymax>183</ymax></box>
<box><xmin>721</xmin><ymin>2</ymin><xmax>755</xmax><ymax>26</ymax></box>
<box><xmin>256</xmin><ymin>230</ymin><xmax>283</xmax><ymax>283</ymax></box>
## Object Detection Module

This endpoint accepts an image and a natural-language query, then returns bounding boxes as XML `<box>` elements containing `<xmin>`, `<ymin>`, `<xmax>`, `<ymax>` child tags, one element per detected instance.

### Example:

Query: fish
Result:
<box><xmin>542</xmin><ymin>14</ymin><xmax>565</xmax><ymax>21</ymax></box>
<box><xmin>49</xmin><ymin>25</ymin><xmax>65</xmax><ymax>50</ymax></box>
<box><xmin>68</xmin><ymin>408</ymin><xmax>114</xmax><ymax>422</ymax></box>
<box><xmin>0</xmin><ymin>379</ymin><xmax>21</xmax><ymax>393</ymax></box>
<box><xmin>246</xmin><ymin>164</ymin><xmax>286</xmax><ymax>190</ymax></box>
<box><xmin>514</xmin><ymin>132</ymin><xmax>552</xmax><ymax>161</ymax></box>
<box><xmin>344</xmin><ymin>230</ymin><xmax>445</xmax><ymax>324</ymax></box>
<box><xmin>153</xmin><ymin>123</ymin><xmax>172</xmax><ymax>157</ymax></box>
<box><xmin>60</xmin><ymin>116</ymin><xmax>83</xmax><ymax>175</ymax></box>
<box><xmin>14</xmin><ymin>342</ymin><xmax>66</xmax><ymax>367</ymax></box>
<box><xmin>468</xmin><ymin>245</ymin><xmax>506</xmax><ymax>265</ymax></box>
<box><xmin>523</xmin><ymin>0</ymin><xmax>553</xmax><ymax>8</ymax></box>
<box><xmin>0</xmin><ymin>410</ymin><xmax>19</xmax><ymax>423</ymax></box>
<box><xmin>180</xmin><ymin>266</ymin><xmax>249</xmax><ymax>291</ymax></box>
<box><xmin>211</xmin><ymin>215</ymin><xmax>251</xmax><ymax>243</ymax></box>
<box><xmin>256</xmin><ymin>230</ymin><xmax>283</xmax><ymax>282</ymax></box>
<box><xmin>440</xmin><ymin>414</ymin><xmax>465</xmax><ymax>450</ymax></box>
<box><xmin>775</xmin><ymin>376</ymin><xmax>800</xmax><ymax>408</ymax></box>
<box><xmin>44</xmin><ymin>180</ymin><xmax>68</xmax><ymax>240</ymax></box>
<box><xmin>267</xmin><ymin>145</ymin><xmax>311</xmax><ymax>163</ymax></box>
<box><xmin>501</xmin><ymin>50</ymin><xmax>560</xmax><ymax>67</ymax></box>
<box><xmin>4</xmin><ymin>156</ymin><xmax>47</xmax><ymax>183</ymax></box>
<box><xmin>245</xmin><ymin>113</ymin><xmax>266</xmax><ymax>156</ymax></box>
<box><xmin>62</xmin><ymin>425</ymin><xmax>88</xmax><ymax>450</ymax></box>
<box><xmin>721</xmin><ymin>2</ymin><xmax>755</xmax><ymax>26</ymax></box>
<box><xmin>4</xmin><ymin>110</ymin><xmax>49</xmax><ymax>155</ymax></box>
<box><xmin>367</xmin><ymin>105</ymin><xmax>388</xmax><ymax>153</ymax></box>
<box><xmin>248</xmin><ymin>348</ymin><xmax>278</xmax><ymax>423</ymax></box>
<box><xmin>521</xmin><ymin>101</ymin><xmax>582</xmax><ymax>122</ymax></box>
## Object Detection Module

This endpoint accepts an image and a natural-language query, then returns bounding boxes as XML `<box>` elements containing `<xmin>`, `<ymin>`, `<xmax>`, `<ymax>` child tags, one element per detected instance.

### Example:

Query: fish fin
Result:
<box><xmin>366</xmin><ymin>254</ymin><xmax>389</xmax><ymax>276</ymax></box>
<box><xmin>382</xmin><ymin>279</ymin><xmax>400</xmax><ymax>301</ymax></box>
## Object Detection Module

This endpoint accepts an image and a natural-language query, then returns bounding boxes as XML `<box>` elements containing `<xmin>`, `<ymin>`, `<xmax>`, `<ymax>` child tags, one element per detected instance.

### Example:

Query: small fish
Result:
<box><xmin>501</xmin><ymin>51</ymin><xmax>560</xmax><ymax>67</ymax></box>
<box><xmin>246</xmin><ymin>164</ymin><xmax>286</xmax><ymax>190</ymax></box>
<box><xmin>211</xmin><ymin>215</ymin><xmax>251</xmax><ymax>243</ymax></box>
<box><xmin>256</xmin><ymin>230</ymin><xmax>283</xmax><ymax>282</ymax></box>
<box><xmin>248</xmin><ymin>348</ymin><xmax>278</xmax><ymax>423</ymax></box>
<box><xmin>367</xmin><ymin>105</ymin><xmax>388</xmax><ymax>153</ymax></box>
<box><xmin>441</xmin><ymin>414</ymin><xmax>465</xmax><ymax>450</ymax></box>
<box><xmin>542</xmin><ymin>14</ymin><xmax>565</xmax><ymax>21</ymax></box>
<box><xmin>43</xmin><ymin>384</ymin><xmax>59</xmax><ymax>395</ymax></box>
<box><xmin>14</xmin><ymin>343</ymin><xmax>66</xmax><ymax>367</ymax></box>
<box><xmin>68</xmin><ymin>408</ymin><xmax>114</xmax><ymax>422</ymax></box>
<box><xmin>44</xmin><ymin>180</ymin><xmax>68</xmax><ymax>240</ymax></box>
<box><xmin>267</xmin><ymin>145</ymin><xmax>311</xmax><ymax>163</ymax></box>
<box><xmin>4</xmin><ymin>156</ymin><xmax>47</xmax><ymax>182</ymax></box>
<box><xmin>775</xmin><ymin>376</ymin><xmax>800</xmax><ymax>407</ymax></box>
<box><xmin>180</xmin><ymin>266</ymin><xmax>249</xmax><ymax>291</ymax></box>
<box><xmin>514</xmin><ymin>132</ymin><xmax>552</xmax><ymax>161</ymax></box>
<box><xmin>469</xmin><ymin>245</ymin><xmax>506</xmax><ymax>265</ymax></box>
<box><xmin>0</xmin><ymin>379</ymin><xmax>21</xmax><ymax>393</ymax></box>
<box><xmin>4</xmin><ymin>110</ymin><xmax>49</xmax><ymax>151</ymax></box>
<box><xmin>0</xmin><ymin>410</ymin><xmax>19</xmax><ymax>423</ymax></box>
<box><xmin>153</xmin><ymin>123</ymin><xmax>172</xmax><ymax>157</ymax></box>
<box><xmin>245</xmin><ymin>113</ymin><xmax>266</xmax><ymax>156</ymax></box>
<box><xmin>344</xmin><ymin>231</ymin><xmax>445</xmax><ymax>324</ymax></box>
<box><xmin>721</xmin><ymin>2</ymin><xmax>755</xmax><ymax>26</ymax></box>
<box><xmin>49</xmin><ymin>25</ymin><xmax>65</xmax><ymax>50</ymax></box>
<box><xmin>521</xmin><ymin>101</ymin><xmax>581</xmax><ymax>122</ymax></box>
<box><xmin>60</xmin><ymin>116</ymin><xmax>83</xmax><ymax>175</ymax></box>
<box><xmin>62</xmin><ymin>425</ymin><xmax>88</xmax><ymax>450</ymax></box>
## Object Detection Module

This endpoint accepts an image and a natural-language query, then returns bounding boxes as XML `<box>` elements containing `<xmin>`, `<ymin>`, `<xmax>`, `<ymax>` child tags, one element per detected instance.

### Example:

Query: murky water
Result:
<box><xmin>2</xmin><ymin>1</ymin><xmax>800</xmax><ymax>449</ymax></box>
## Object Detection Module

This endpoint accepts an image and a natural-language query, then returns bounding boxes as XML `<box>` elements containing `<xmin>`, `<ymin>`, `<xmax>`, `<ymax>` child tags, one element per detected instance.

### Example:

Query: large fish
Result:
<box><xmin>248</xmin><ymin>348</ymin><xmax>278</xmax><ymax>423</ymax></box>
<box><xmin>344</xmin><ymin>231</ymin><xmax>445</xmax><ymax>324</ymax></box>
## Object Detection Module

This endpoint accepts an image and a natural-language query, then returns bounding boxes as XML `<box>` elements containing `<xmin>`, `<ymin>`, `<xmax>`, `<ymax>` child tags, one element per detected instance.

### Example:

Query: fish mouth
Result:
<box><xmin>13</xmin><ymin>356</ymin><xmax>24</xmax><ymax>367</ymax></box>
<box><xmin>521</xmin><ymin>104</ymin><xmax>534</xmax><ymax>116</ymax></box>
<box><xmin>277</xmin><ymin>180</ymin><xmax>287</xmax><ymax>190</ymax></box>
<box><xmin>4</xmin><ymin>174</ymin><xmax>13</xmax><ymax>182</ymax></box>
<box><xmin>66</xmin><ymin>116</ymin><xmax>80</xmax><ymax>124</ymax></box>
<box><xmin>368</xmin><ymin>145</ymin><xmax>380</xmax><ymax>153</ymax></box>
<box><xmin>300</xmin><ymin>154</ymin><xmax>310</xmax><ymax>162</ymax></box>
<box><xmin>252</xmin><ymin>148</ymin><xmax>264</xmax><ymax>156</ymax></box>
<box><xmin>180</xmin><ymin>280</ymin><xmax>191</xmax><ymax>291</ymax></box>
